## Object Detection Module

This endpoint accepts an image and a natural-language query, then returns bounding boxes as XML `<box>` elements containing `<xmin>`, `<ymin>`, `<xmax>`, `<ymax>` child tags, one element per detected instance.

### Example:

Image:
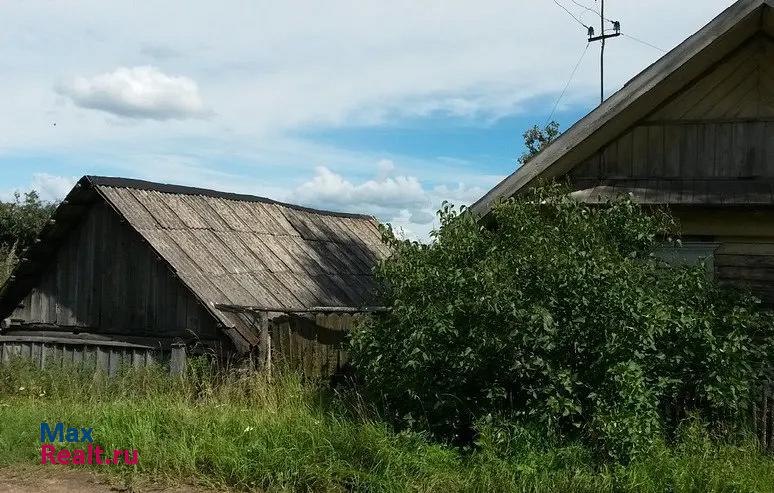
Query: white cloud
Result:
<box><xmin>57</xmin><ymin>66</ymin><xmax>206</xmax><ymax>120</ymax></box>
<box><xmin>0</xmin><ymin>0</ymin><xmax>733</xmax><ymax>151</ymax></box>
<box><xmin>409</xmin><ymin>210</ymin><xmax>435</xmax><ymax>225</ymax></box>
<box><xmin>296</xmin><ymin>166</ymin><xmax>428</xmax><ymax>212</ymax></box>
<box><xmin>32</xmin><ymin>173</ymin><xmax>77</xmax><ymax>201</ymax></box>
<box><xmin>293</xmin><ymin>161</ymin><xmax>496</xmax><ymax>240</ymax></box>
<box><xmin>0</xmin><ymin>173</ymin><xmax>76</xmax><ymax>203</ymax></box>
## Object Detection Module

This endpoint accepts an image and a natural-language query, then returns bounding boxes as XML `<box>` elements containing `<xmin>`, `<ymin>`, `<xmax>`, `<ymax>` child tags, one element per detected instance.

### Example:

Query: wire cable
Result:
<box><xmin>546</xmin><ymin>43</ymin><xmax>591</xmax><ymax>125</ymax></box>
<box><xmin>622</xmin><ymin>33</ymin><xmax>667</xmax><ymax>53</ymax></box>
<box><xmin>568</xmin><ymin>0</ymin><xmax>614</xmax><ymax>23</ymax></box>
<box><xmin>552</xmin><ymin>0</ymin><xmax>590</xmax><ymax>29</ymax></box>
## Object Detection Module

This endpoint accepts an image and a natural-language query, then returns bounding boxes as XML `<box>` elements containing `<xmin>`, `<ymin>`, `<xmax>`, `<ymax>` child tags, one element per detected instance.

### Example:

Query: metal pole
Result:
<box><xmin>600</xmin><ymin>0</ymin><xmax>605</xmax><ymax>103</ymax></box>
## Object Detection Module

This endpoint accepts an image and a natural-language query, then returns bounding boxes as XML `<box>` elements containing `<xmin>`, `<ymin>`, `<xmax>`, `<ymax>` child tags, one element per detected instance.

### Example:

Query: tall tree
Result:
<box><xmin>0</xmin><ymin>191</ymin><xmax>57</xmax><ymax>283</ymax></box>
<box><xmin>518</xmin><ymin>121</ymin><xmax>560</xmax><ymax>165</ymax></box>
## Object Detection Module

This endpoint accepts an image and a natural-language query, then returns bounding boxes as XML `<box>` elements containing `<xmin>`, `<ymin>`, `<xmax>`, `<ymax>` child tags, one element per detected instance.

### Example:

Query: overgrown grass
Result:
<box><xmin>0</xmin><ymin>359</ymin><xmax>772</xmax><ymax>492</ymax></box>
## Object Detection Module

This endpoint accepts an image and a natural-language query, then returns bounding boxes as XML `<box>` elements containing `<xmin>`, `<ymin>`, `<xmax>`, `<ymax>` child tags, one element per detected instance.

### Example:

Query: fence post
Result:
<box><xmin>170</xmin><ymin>342</ymin><xmax>186</xmax><ymax>377</ymax></box>
<box><xmin>766</xmin><ymin>380</ymin><xmax>773</xmax><ymax>453</ymax></box>
<box><xmin>256</xmin><ymin>312</ymin><xmax>272</xmax><ymax>377</ymax></box>
<box><xmin>768</xmin><ymin>381</ymin><xmax>771</xmax><ymax>450</ymax></box>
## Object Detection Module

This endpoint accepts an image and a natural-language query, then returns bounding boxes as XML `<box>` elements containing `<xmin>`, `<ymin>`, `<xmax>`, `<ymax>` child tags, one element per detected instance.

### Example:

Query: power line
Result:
<box><xmin>568</xmin><ymin>0</ymin><xmax>614</xmax><ymax>24</ymax></box>
<box><xmin>552</xmin><ymin>0</ymin><xmax>590</xmax><ymax>29</ymax></box>
<box><xmin>546</xmin><ymin>43</ymin><xmax>591</xmax><ymax>125</ymax></box>
<box><xmin>622</xmin><ymin>33</ymin><xmax>667</xmax><ymax>53</ymax></box>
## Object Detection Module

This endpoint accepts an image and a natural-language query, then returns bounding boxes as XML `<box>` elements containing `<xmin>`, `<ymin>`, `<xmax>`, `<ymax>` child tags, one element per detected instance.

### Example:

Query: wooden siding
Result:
<box><xmin>270</xmin><ymin>313</ymin><xmax>355</xmax><ymax>378</ymax></box>
<box><xmin>715</xmin><ymin>240</ymin><xmax>774</xmax><ymax>305</ymax></box>
<box><xmin>569</xmin><ymin>36</ymin><xmax>774</xmax><ymax>200</ymax></box>
<box><xmin>647</xmin><ymin>36</ymin><xmax>774</xmax><ymax>121</ymax></box>
<box><xmin>0</xmin><ymin>337</ymin><xmax>177</xmax><ymax>376</ymax></box>
<box><xmin>10</xmin><ymin>202</ymin><xmax>218</xmax><ymax>339</ymax></box>
<box><xmin>570</xmin><ymin>121</ymin><xmax>774</xmax><ymax>181</ymax></box>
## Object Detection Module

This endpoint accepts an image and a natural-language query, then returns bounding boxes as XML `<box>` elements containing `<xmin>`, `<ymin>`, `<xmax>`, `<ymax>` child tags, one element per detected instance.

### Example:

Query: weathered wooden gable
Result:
<box><xmin>10</xmin><ymin>200</ymin><xmax>219</xmax><ymax>341</ymax></box>
<box><xmin>569</xmin><ymin>35</ymin><xmax>774</xmax><ymax>202</ymax></box>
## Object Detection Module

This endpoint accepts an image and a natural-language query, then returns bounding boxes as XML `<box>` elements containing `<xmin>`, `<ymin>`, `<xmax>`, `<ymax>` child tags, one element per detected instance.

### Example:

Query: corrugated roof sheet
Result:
<box><xmin>89</xmin><ymin>177</ymin><xmax>389</xmax><ymax>350</ymax></box>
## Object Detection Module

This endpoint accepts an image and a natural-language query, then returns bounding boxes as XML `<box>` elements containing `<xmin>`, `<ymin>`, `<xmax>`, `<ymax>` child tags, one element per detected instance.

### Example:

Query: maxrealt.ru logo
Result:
<box><xmin>40</xmin><ymin>422</ymin><xmax>139</xmax><ymax>465</ymax></box>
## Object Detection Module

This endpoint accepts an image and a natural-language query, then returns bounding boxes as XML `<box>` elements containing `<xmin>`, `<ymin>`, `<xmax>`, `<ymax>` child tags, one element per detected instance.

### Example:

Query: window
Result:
<box><xmin>653</xmin><ymin>241</ymin><xmax>720</xmax><ymax>277</ymax></box>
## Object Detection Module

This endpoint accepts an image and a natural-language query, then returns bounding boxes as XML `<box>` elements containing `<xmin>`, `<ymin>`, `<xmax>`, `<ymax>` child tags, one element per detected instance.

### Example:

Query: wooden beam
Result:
<box><xmin>0</xmin><ymin>334</ymin><xmax>155</xmax><ymax>350</ymax></box>
<box><xmin>215</xmin><ymin>304</ymin><xmax>390</xmax><ymax>314</ymax></box>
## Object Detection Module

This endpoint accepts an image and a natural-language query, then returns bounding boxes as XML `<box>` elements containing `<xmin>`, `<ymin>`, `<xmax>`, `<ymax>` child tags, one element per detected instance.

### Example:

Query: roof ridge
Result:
<box><xmin>84</xmin><ymin>175</ymin><xmax>376</xmax><ymax>221</ymax></box>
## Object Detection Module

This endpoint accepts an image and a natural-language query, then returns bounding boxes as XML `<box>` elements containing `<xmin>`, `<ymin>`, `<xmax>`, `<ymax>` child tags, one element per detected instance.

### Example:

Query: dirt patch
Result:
<box><xmin>0</xmin><ymin>465</ymin><xmax>229</xmax><ymax>493</ymax></box>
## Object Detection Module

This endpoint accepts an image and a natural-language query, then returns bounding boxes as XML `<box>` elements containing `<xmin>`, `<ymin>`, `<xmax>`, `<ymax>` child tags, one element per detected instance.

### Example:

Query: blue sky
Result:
<box><xmin>0</xmin><ymin>0</ymin><xmax>733</xmax><ymax>238</ymax></box>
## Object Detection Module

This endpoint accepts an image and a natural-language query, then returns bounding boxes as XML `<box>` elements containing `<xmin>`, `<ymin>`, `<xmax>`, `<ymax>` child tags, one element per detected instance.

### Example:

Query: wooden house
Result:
<box><xmin>0</xmin><ymin>176</ymin><xmax>388</xmax><ymax>375</ymax></box>
<box><xmin>473</xmin><ymin>0</ymin><xmax>774</xmax><ymax>306</ymax></box>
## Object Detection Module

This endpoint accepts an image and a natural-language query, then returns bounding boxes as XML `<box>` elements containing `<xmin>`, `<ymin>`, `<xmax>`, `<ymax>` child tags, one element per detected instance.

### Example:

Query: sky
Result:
<box><xmin>0</xmin><ymin>0</ymin><xmax>734</xmax><ymax>239</ymax></box>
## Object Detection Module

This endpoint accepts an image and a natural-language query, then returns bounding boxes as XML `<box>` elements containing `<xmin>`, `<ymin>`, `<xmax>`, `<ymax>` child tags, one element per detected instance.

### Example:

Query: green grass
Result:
<box><xmin>0</xmin><ymin>359</ymin><xmax>772</xmax><ymax>492</ymax></box>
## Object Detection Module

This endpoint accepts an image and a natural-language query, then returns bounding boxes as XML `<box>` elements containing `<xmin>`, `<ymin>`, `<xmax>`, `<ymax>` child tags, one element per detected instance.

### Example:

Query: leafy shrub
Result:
<box><xmin>0</xmin><ymin>191</ymin><xmax>56</xmax><ymax>284</ymax></box>
<box><xmin>350</xmin><ymin>185</ymin><xmax>774</xmax><ymax>459</ymax></box>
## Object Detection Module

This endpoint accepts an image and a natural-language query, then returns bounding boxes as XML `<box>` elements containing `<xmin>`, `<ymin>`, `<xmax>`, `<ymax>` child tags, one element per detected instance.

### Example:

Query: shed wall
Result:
<box><xmin>270</xmin><ymin>312</ymin><xmax>356</xmax><ymax>378</ymax></box>
<box><xmin>9</xmin><ymin>201</ymin><xmax>219</xmax><ymax>340</ymax></box>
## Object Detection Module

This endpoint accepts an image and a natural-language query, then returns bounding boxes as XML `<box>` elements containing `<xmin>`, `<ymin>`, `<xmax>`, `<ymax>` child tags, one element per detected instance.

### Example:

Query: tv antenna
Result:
<box><xmin>586</xmin><ymin>0</ymin><xmax>621</xmax><ymax>103</ymax></box>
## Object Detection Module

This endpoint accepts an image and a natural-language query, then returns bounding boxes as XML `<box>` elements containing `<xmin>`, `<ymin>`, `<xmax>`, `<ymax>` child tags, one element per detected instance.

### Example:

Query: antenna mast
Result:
<box><xmin>587</xmin><ymin>0</ymin><xmax>621</xmax><ymax>103</ymax></box>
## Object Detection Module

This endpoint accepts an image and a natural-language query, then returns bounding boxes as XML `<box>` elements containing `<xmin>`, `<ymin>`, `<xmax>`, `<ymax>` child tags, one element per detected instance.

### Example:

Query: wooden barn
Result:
<box><xmin>473</xmin><ymin>0</ymin><xmax>774</xmax><ymax>306</ymax></box>
<box><xmin>0</xmin><ymin>176</ymin><xmax>389</xmax><ymax>376</ymax></box>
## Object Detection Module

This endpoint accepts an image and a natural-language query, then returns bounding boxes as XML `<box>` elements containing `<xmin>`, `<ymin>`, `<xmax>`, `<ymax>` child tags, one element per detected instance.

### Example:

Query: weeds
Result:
<box><xmin>0</xmin><ymin>360</ymin><xmax>772</xmax><ymax>492</ymax></box>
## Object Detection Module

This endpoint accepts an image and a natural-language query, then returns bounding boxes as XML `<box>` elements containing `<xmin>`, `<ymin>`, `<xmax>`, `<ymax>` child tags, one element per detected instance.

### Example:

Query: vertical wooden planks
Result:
<box><xmin>28</xmin><ymin>289</ymin><xmax>43</xmax><ymax>324</ymax></box>
<box><xmin>766</xmin><ymin>123</ymin><xmax>774</xmax><ymax>177</ymax></box>
<box><xmin>631</xmin><ymin>126</ymin><xmax>650</xmax><ymax>177</ymax></box>
<box><xmin>679</xmin><ymin>124</ymin><xmax>699</xmax><ymax>176</ymax></box>
<box><xmin>663</xmin><ymin>125</ymin><xmax>682</xmax><ymax>177</ymax></box>
<box><xmin>614</xmin><ymin>130</ymin><xmax>633</xmax><ymax>178</ymax></box>
<box><xmin>745</xmin><ymin>121</ymin><xmax>766</xmax><ymax>177</ymax></box>
<box><xmin>647</xmin><ymin>125</ymin><xmax>665</xmax><ymax>177</ymax></box>
<box><xmin>696</xmin><ymin>123</ymin><xmax>717</xmax><ymax>177</ymax></box>
<box><xmin>175</xmin><ymin>284</ymin><xmax>188</xmax><ymax>337</ymax></box>
<box><xmin>731</xmin><ymin>122</ymin><xmax>751</xmax><ymax>177</ymax></box>
<box><xmin>601</xmin><ymin>140</ymin><xmax>618</xmax><ymax>178</ymax></box>
<box><xmin>715</xmin><ymin>123</ymin><xmax>734</xmax><ymax>177</ymax></box>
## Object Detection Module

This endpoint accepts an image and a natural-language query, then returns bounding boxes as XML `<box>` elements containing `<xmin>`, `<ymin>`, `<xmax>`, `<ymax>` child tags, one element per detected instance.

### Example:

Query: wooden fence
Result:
<box><xmin>0</xmin><ymin>334</ymin><xmax>187</xmax><ymax>376</ymax></box>
<box><xmin>753</xmin><ymin>380</ymin><xmax>774</xmax><ymax>452</ymax></box>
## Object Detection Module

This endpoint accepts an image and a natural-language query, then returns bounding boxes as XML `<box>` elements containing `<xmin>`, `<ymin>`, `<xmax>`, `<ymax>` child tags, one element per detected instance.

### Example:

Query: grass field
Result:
<box><xmin>0</xmin><ymin>360</ymin><xmax>772</xmax><ymax>492</ymax></box>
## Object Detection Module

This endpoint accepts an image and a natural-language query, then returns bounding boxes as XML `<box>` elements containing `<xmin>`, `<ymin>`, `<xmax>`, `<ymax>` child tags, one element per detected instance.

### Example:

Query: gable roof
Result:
<box><xmin>0</xmin><ymin>176</ymin><xmax>389</xmax><ymax>352</ymax></box>
<box><xmin>472</xmin><ymin>0</ymin><xmax>774</xmax><ymax>215</ymax></box>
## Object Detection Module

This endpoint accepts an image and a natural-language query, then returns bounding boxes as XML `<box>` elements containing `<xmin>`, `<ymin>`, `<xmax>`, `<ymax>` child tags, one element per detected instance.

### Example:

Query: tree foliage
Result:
<box><xmin>0</xmin><ymin>191</ymin><xmax>56</xmax><ymax>284</ymax></box>
<box><xmin>518</xmin><ymin>121</ymin><xmax>560</xmax><ymax>165</ymax></box>
<box><xmin>350</xmin><ymin>185</ymin><xmax>774</xmax><ymax>459</ymax></box>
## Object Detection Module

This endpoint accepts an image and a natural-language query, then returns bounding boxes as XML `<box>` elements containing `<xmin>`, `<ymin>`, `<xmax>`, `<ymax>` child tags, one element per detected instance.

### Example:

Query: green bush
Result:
<box><xmin>350</xmin><ymin>185</ymin><xmax>774</xmax><ymax>458</ymax></box>
<box><xmin>0</xmin><ymin>191</ymin><xmax>56</xmax><ymax>284</ymax></box>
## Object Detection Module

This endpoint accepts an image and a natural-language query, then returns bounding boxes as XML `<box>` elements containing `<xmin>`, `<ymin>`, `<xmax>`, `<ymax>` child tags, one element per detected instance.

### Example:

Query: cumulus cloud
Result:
<box><xmin>296</xmin><ymin>165</ymin><xmax>428</xmax><ymax>212</ymax></box>
<box><xmin>0</xmin><ymin>173</ymin><xmax>76</xmax><ymax>203</ymax></box>
<box><xmin>57</xmin><ymin>66</ymin><xmax>206</xmax><ymax>120</ymax></box>
<box><xmin>32</xmin><ymin>173</ymin><xmax>77</xmax><ymax>201</ymax></box>
<box><xmin>294</xmin><ymin>160</ymin><xmax>492</xmax><ymax>241</ymax></box>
